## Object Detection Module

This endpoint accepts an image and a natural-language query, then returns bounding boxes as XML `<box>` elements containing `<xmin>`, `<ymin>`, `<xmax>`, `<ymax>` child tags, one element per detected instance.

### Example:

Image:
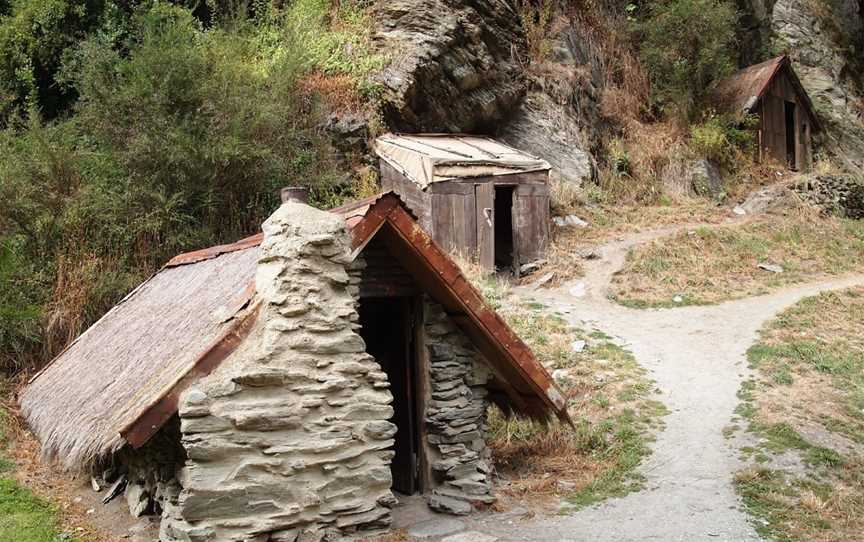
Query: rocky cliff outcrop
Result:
<box><xmin>370</xmin><ymin>0</ymin><xmax>603</xmax><ymax>185</ymax></box>
<box><xmin>497</xmin><ymin>26</ymin><xmax>606</xmax><ymax>185</ymax></box>
<box><xmin>372</xmin><ymin>0</ymin><xmax>526</xmax><ymax>132</ymax></box>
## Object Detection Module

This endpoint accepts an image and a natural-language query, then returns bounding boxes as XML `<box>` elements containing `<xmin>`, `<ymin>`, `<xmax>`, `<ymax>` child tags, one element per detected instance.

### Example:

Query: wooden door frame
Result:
<box><xmin>412</xmin><ymin>297</ymin><xmax>432</xmax><ymax>493</ymax></box>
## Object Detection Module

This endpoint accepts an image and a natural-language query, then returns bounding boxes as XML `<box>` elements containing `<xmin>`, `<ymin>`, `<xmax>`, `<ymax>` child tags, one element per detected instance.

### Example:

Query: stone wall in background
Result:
<box><xmin>160</xmin><ymin>202</ymin><xmax>397</xmax><ymax>542</ymax></box>
<box><xmin>794</xmin><ymin>174</ymin><xmax>864</xmax><ymax>219</ymax></box>
<box><xmin>423</xmin><ymin>299</ymin><xmax>494</xmax><ymax>515</ymax></box>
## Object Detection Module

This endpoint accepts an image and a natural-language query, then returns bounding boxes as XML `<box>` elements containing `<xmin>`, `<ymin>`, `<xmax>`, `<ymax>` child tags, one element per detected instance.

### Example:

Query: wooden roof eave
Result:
<box><xmin>371</xmin><ymin>198</ymin><xmax>570</xmax><ymax>424</ymax></box>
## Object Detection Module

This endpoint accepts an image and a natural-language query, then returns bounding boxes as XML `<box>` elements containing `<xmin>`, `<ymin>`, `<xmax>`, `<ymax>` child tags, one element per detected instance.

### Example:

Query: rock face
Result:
<box><xmin>160</xmin><ymin>203</ymin><xmax>396</xmax><ymax>541</ymax></box>
<box><xmin>743</xmin><ymin>0</ymin><xmax>864</xmax><ymax>173</ymax></box>
<box><xmin>423</xmin><ymin>301</ymin><xmax>494</xmax><ymax>514</ymax></box>
<box><xmin>497</xmin><ymin>25</ymin><xmax>606</xmax><ymax>186</ymax></box>
<box><xmin>498</xmin><ymin>92</ymin><xmax>596</xmax><ymax>186</ymax></box>
<box><xmin>373</xmin><ymin>0</ymin><xmax>526</xmax><ymax>132</ymax></box>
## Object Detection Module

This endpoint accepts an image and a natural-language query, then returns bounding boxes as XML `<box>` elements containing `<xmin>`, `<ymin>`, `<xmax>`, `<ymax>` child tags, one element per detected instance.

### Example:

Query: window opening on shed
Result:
<box><xmin>784</xmin><ymin>101</ymin><xmax>797</xmax><ymax>170</ymax></box>
<box><xmin>494</xmin><ymin>186</ymin><xmax>515</xmax><ymax>273</ymax></box>
<box><xmin>358</xmin><ymin>297</ymin><xmax>421</xmax><ymax>495</ymax></box>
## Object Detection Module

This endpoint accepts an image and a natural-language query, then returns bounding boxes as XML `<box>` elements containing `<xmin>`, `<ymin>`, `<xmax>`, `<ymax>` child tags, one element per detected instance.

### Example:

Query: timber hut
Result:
<box><xmin>21</xmin><ymin>192</ymin><xmax>567</xmax><ymax>541</ymax></box>
<box><xmin>715</xmin><ymin>55</ymin><xmax>821</xmax><ymax>171</ymax></box>
<box><xmin>374</xmin><ymin>134</ymin><xmax>552</xmax><ymax>274</ymax></box>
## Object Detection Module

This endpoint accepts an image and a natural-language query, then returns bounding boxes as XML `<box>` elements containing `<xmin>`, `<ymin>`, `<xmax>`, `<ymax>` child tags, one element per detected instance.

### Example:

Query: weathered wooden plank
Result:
<box><xmin>513</xmin><ymin>192</ymin><xmax>549</xmax><ymax>265</ymax></box>
<box><xmin>475</xmin><ymin>184</ymin><xmax>495</xmax><ymax>272</ymax></box>
<box><xmin>427</xmin><ymin>182</ymin><xmax>475</xmax><ymax>195</ymax></box>
<box><xmin>450</xmin><ymin>172</ymin><xmax>548</xmax><ymax>186</ymax></box>
<box><xmin>380</xmin><ymin>161</ymin><xmax>433</xmax><ymax>231</ymax></box>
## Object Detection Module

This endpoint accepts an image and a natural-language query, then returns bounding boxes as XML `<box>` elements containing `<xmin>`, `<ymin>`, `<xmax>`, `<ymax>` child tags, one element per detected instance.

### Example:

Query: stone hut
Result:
<box><xmin>21</xmin><ymin>192</ymin><xmax>567</xmax><ymax>541</ymax></box>
<box><xmin>374</xmin><ymin>134</ymin><xmax>552</xmax><ymax>274</ymax></box>
<box><xmin>715</xmin><ymin>55</ymin><xmax>821</xmax><ymax>171</ymax></box>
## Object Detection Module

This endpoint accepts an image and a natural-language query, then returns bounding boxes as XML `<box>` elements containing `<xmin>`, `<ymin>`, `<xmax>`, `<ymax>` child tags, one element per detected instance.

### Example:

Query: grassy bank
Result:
<box><xmin>474</xmin><ymin>275</ymin><xmax>667</xmax><ymax>509</ymax></box>
<box><xmin>0</xmin><ymin>381</ymin><xmax>78</xmax><ymax>542</ymax></box>
<box><xmin>733</xmin><ymin>287</ymin><xmax>864</xmax><ymax>541</ymax></box>
<box><xmin>610</xmin><ymin>209</ymin><xmax>864</xmax><ymax>307</ymax></box>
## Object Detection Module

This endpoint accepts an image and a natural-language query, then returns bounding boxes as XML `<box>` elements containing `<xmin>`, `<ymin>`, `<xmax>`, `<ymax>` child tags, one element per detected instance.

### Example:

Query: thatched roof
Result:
<box><xmin>714</xmin><ymin>55</ymin><xmax>821</xmax><ymax>131</ymax></box>
<box><xmin>22</xmin><ymin>193</ymin><xmax>567</xmax><ymax>469</ymax></box>
<box><xmin>21</xmin><ymin>245</ymin><xmax>260</xmax><ymax>468</ymax></box>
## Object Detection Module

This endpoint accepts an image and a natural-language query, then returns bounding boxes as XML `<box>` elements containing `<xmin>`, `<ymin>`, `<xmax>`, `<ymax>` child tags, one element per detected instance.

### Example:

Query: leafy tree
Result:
<box><xmin>0</xmin><ymin>0</ymin><xmax>107</xmax><ymax>122</ymax></box>
<box><xmin>0</xmin><ymin>1</ymin><xmax>367</xmax><ymax>371</ymax></box>
<box><xmin>633</xmin><ymin>0</ymin><xmax>738</xmax><ymax>119</ymax></box>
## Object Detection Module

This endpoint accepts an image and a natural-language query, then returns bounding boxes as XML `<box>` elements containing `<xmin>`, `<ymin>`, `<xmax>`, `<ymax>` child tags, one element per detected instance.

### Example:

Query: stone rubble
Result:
<box><xmin>793</xmin><ymin>174</ymin><xmax>864</xmax><ymax>219</ymax></box>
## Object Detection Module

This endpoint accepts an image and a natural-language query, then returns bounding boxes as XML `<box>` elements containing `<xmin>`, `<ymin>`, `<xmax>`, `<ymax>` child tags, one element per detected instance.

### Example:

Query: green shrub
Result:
<box><xmin>0</xmin><ymin>0</ymin><xmax>107</xmax><ymax>122</ymax></box>
<box><xmin>632</xmin><ymin>0</ymin><xmax>738</xmax><ymax>119</ymax></box>
<box><xmin>0</xmin><ymin>1</ymin><xmax>374</xmax><ymax>372</ymax></box>
<box><xmin>689</xmin><ymin>112</ymin><xmax>756</xmax><ymax>166</ymax></box>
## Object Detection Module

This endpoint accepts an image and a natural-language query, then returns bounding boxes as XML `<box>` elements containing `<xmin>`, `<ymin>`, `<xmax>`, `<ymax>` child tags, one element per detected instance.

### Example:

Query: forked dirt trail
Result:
<box><xmin>473</xmin><ymin>228</ymin><xmax>864</xmax><ymax>542</ymax></box>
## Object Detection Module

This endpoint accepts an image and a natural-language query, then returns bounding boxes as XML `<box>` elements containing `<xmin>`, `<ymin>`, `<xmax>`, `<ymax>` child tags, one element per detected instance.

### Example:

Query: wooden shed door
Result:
<box><xmin>513</xmin><ymin>184</ymin><xmax>550</xmax><ymax>266</ymax></box>
<box><xmin>475</xmin><ymin>183</ymin><xmax>495</xmax><ymax>272</ymax></box>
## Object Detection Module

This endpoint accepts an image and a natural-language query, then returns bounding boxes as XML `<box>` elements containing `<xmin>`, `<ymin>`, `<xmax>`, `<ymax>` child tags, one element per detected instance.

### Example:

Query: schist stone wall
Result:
<box><xmin>160</xmin><ymin>202</ymin><xmax>397</xmax><ymax>541</ymax></box>
<box><xmin>423</xmin><ymin>300</ymin><xmax>494</xmax><ymax>514</ymax></box>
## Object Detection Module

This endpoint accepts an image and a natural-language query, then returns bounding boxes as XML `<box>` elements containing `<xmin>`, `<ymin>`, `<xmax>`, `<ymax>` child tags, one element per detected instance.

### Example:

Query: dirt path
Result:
<box><xmin>467</xmin><ymin>226</ymin><xmax>864</xmax><ymax>542</ymax></box>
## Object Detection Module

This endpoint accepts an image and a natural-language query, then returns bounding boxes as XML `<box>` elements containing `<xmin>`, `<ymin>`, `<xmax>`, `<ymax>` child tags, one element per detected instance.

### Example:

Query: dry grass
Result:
<box><xmin>611</xmin><ymin>203</ymin><xmax>864</xmax><ymax>307</ymax></box>
<box><xmin>456</xmin><ymin>269</ymin><xmax>667</xmax><ymax>508</ymax></box>
<box><xmin>296</xmin><ymin>71</ymin><xmax>367</xmax><ymax>114</ymax></box>
<box><xmin>734</xmin><ymin>287</ymin><xmax>864</xmax><ymax>541</ymax></box>
<box><xmin>533</xmin><ymin>199</ymin><xmax>729</xmax><ymax>286</ymax></box>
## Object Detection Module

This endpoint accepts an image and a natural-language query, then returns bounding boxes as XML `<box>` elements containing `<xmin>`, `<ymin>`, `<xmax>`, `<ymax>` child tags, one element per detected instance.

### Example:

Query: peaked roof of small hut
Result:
<box><xmin>22</xmin><ymin>192</ymin><xmax>567</xmax><ymax>469</ymax></box>
<box><xmin>714</xmin><ymin>55</ymin><xmax>821</xmax><ymax>131</ymax></box>
<box><xmin>374</xmin><ymin>133</ymin><xmax>551</xmax><ymax>189</ymax></box>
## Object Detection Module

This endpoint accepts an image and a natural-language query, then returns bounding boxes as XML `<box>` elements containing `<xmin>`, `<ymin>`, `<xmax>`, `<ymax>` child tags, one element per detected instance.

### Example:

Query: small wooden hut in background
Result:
<box><xmin>715</xmin><ymin>55</ymin><xmax>821</xmax><ymax>171</ymax></box>
<box><xmin>374</xmin><ymin>134</ymin><xmax>552</xmax><ymax>274</ymax></box>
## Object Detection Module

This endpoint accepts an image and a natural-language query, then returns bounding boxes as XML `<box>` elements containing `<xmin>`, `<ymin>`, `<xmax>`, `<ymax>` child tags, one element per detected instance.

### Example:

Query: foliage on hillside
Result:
<box><xmin>630</xmin><ymin>0</ymin><xmax>738</xmax><ymax>120</ymax></box>
<box><xmin>0</xmin><ymin>0</ymin><xmax>380</xmax><ymax>373</ymax></box>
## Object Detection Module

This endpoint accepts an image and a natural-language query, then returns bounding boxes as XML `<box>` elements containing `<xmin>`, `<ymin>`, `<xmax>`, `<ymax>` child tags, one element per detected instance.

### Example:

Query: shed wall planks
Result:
<box><xmin>513</xmin><ymin>183</ymin><xmax>550</xmax><ymax>265</ymax></box>
<box><xmin>381</xmin><ymin>161</ymin><xmax>433</xmax><ymax>232</ymax></box>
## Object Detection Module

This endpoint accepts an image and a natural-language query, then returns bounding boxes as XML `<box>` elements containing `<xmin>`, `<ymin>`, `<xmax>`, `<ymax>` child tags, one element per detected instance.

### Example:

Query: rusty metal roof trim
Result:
<box><xmin>165</xmin><ymin>233</ymin><xmax>264</xmax><ymax>268</ymax></box>
<box><xmin>367</xmin><ymin>195</ymin><xmax>570</xmax><ymax>422</ymax></box>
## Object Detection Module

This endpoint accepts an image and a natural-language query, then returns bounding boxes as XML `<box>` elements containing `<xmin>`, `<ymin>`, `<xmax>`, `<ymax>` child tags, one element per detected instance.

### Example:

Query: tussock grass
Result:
<box><xmin>466</xmin><ymin>280</ymin><xmax>668</xmax><ymax>508</ymax></box>
<box><xmin>733</xmin><ymin>287</ymin><xmax>864</xmax><ymax>541</ymax></box>
<box><xmin>611</xmin><ymin>207</ymin><xmax>864</xmax><ymax>307</ymax></box>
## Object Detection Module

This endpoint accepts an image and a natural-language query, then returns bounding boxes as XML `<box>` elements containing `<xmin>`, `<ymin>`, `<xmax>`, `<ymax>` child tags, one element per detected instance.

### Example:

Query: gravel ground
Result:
<box><xmin>459</xmin><ymin>228</ymin><xmax>864</xmax><ymax>542</ymax></box>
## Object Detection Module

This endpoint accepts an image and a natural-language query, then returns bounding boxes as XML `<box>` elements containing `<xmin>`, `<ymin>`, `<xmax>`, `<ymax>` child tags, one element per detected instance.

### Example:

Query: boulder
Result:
<box><xmin>498</xmin><ymin>92</ymin><xmax>596</xmax><ymax>186</ymax></box>
<box><xmin>662</xmin><ymin>159</ymin><xmax>724</xmax><ymax>199</ymax></box>
<box><xmin>690</xmin><ymin>160</ymin><xmax>724</xmax><ymax>199</ymax></box>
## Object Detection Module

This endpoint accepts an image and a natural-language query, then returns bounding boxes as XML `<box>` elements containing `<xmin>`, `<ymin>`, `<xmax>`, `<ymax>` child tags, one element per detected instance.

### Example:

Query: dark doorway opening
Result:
<box><xmin>358</xmin><ymin>297</ymin><xmax>420</xmax><ymax>495</ymax></box>
<box><xmin>784</xmin><ymin>101</ymin><xmax>797</xmax><ymax>169</ymax></box>
<box><xmin>494</xmin><ymin>186</ymin><xmax>515</xmax><ymax>273</ymax></box>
